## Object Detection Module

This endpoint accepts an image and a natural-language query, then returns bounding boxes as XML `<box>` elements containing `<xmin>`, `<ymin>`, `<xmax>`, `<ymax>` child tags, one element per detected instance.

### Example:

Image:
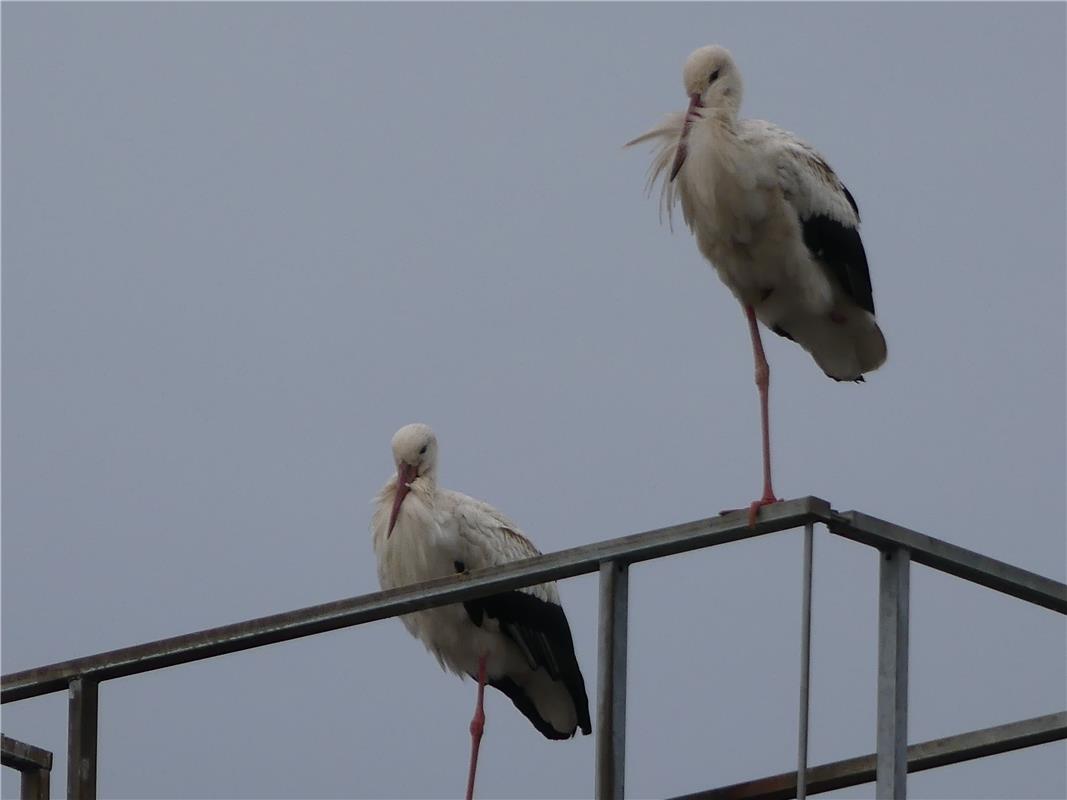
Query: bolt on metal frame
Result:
<box><xmin>3</xmin><ymin>497</ymin><xmax>1065</xmax><ymax>800</ymax></box>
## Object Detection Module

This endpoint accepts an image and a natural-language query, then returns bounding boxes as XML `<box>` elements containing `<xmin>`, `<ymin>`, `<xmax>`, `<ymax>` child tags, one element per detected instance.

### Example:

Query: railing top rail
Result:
<box><xmin>4</xmin><ymin>496</ymin><xmax>1064</xmax><ymax>705</ymax></box>
<box><xmin>830</xmin><ymin>510</ymin><xmax>1067</xmax><ymax>614</ymax></box>
<box><xmin>1</xmin><ymin>497</ymin><xmax>825</xmax><ymax>703</ymax></box>
<box><xmin>1</xmin><ymin>734</ymin><xmax>53</xmax><ymax>772</ymax></box>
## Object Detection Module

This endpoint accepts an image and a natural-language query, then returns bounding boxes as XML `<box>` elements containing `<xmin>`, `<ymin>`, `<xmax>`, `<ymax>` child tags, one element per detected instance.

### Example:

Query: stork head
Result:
<box><xmin>669</xmin><ymin>45</ymin><xmax>744</xmax><ymax>181</ymax></box>
<box><xmin>682</xmin><ymin>45</ymin><xmax>743</xmax><ymax>114</ymax></box>
<box><xmin>388</xmin><ymin>423</ymin><xmax>438</xmax><ymax>535</ymax></box>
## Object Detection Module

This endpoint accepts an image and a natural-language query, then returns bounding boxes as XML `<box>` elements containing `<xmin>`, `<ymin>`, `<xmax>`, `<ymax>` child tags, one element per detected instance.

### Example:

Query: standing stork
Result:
<box><xmin>628</xmin><ymin>45</ymin><xmax>887</xmax><ymax>526</ymax></box>
<box><xmin>372</xmin><ymin>423</ymin><xmax>591</xmax><ymax>800</ymax></box>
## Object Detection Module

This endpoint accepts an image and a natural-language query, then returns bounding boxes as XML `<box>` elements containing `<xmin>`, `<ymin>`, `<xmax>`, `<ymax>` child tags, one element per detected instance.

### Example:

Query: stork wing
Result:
<box><xmin>747</xmin><ymin>120</ymin><xmax>876</xmax><ymax>314</ymax></box>
<box><xmin>447</xmin><ymin>492</ymin><xmax>591</xmax><ymax>732</ymax></box>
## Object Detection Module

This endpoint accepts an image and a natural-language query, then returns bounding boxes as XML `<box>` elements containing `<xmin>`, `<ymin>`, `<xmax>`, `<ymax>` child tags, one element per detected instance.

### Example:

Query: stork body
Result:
<box><xmin>628</xmin><ymin>45</ymin><xmax>886</xmax><ymax>522</ymax></box>
<box><xmin>372</xmin><ymin>424</ymin><xmax>590</xmax><ymax>798</ymax></box>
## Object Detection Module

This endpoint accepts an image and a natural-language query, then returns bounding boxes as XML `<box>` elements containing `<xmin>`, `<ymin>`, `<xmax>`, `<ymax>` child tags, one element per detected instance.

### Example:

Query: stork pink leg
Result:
<box><xmin>465</xmin><ymin>653</ymin><xmax>489</xmax><ymax>800</ymax></box>
<box><xmin>745</xmin><ymin>305</ymin><xmax>779</xmax><ymax>527</ymax></box>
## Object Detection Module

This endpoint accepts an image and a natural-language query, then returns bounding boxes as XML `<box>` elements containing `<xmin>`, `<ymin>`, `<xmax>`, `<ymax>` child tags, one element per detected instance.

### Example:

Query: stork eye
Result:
<box><xmin>419</xmin><ymin>445</ymin><xmax>428</xmax><ymax>455</ymax></box>
<box><xmin>709</xmin><ymin>69</ymin><xmax>720</xmax><ymax>84</ymax></box>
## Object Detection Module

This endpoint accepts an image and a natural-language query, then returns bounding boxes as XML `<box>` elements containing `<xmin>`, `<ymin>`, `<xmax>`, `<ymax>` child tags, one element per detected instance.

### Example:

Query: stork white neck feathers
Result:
<box><xmin>670</xmin><ymin>46</ymin><xmax>744</xmax><ymax>181</ymax></box>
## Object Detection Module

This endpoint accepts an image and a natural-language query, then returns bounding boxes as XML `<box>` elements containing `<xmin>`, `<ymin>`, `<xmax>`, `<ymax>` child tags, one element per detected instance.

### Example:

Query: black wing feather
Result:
<box><xmin>462</xmin><ymin>587</ymin><xmax>592</xmax><ymax>736</ymax></box>
<box><xmin>800</xmin><ymin>203</ymin><xmax>876</xmax><ymax>315</ymax></box>
<box><xmin>841</xmin><ymin>184</ymin><xmax>860</xmax><ymax>219</ymax></box>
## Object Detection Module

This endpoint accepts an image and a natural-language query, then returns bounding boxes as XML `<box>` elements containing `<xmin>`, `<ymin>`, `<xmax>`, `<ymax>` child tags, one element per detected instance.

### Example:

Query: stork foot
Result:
<box><xmin>718</xmin><ymin>492</ymin><xmax>780</xmax><ymax>527</ymax></box>
<box><xmin>747</xmin><ymin>494</ymin><xmax>780</xmax><ymax>528</ymax></box>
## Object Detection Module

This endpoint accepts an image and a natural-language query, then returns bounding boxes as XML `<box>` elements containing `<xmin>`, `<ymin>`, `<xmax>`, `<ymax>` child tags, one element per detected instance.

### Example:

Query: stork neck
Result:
<box><xmin>409</xmin><ymin>472</ymin><xmax>438</xmax><ymax>497</ymax></box>
<box><xmin>706</xmin><ymin>108</ymin><xmax>739</xmax><ymax>134</ymax></box>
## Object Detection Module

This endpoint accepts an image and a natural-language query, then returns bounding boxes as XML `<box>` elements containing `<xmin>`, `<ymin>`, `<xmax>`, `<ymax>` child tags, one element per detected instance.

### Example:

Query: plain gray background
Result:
<box><xmin>3</xmin><ymin>3</ymin><xmax>1065</xmax><ymax>798</ymax></box>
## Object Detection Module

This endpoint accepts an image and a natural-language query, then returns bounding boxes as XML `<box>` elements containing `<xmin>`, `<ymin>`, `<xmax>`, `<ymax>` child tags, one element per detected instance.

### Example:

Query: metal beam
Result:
<box><xmin>1</xmin><ymin>734</ymin><xmax>53</xmax><ymax>772</ymax></box>
<box><xmin>596</xmin><ymin>560</ymin><xmax>630</xmax><ymax>800</ymax></box>
<box><xmin>666</xmin><ymin>711</ymin><xmax>1067</xmax><ymax>800</ymax></box>
<box><xmin>5</xmin><ymin>497</ymin><xmax>1065</xmax><ymax>709</ymax></box>
<box><xmin>2</xmin><ymin>734</ymin><xmax>53</xmax><ymax>800</ymax></box>
<box><xmin>830</xmin><ymin>511</ymin><xmax>1067</xmax><ymax>614</ymax></box>
<box><xmin>877</xmin><ymin>547</ymin><xmax>910</xmax><ymax>799</ymax></box>
<box><xmin>3</xmin><ymin>497</ymin><xmax>827</xmax><ymax>704</ymax></box>
<box><xmin>68</xmin><ymin>677</ymin><xmax>99</xmax><ymax>800</ymax></box>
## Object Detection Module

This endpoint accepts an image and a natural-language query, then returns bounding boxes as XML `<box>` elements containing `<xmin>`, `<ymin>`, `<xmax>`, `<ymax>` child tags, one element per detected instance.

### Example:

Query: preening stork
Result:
<box><xmin>627</xmin><ymin>45</ymin><xmax>887</xmax><ymax>526</ymax></box>
<box><xmin>372</xmin><ymin>423</ymin><xmax>591</xmax><ymax>800</ymax></box>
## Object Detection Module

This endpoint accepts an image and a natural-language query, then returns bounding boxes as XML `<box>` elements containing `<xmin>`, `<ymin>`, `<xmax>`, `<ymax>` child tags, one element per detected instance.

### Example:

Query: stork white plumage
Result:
<box><xmin>628</xmin><ymin>45</ymin><xmax>887</xmax><ymax>526</ymax></box>
<box><xmin>372</xmin><ymin>423</ymin><xmax>591</xmax><ymax>800</ymax></box>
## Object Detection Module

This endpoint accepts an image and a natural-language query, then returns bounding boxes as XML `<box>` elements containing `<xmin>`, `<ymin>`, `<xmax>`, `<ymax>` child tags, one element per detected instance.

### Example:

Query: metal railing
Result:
<box><xmin>3</xmin><ymin>496</ymin><xmax>1065</xmax><ymax>800</ymax></box>
<box><xmin>669</xmin><ymin>712</ymin><xmax>1067</xmax><ymax>800</ymax></box>
<box><xmin>1</xmin><ymin>734</ymin><xmax>52</xmax><ymax>800</ymax></box>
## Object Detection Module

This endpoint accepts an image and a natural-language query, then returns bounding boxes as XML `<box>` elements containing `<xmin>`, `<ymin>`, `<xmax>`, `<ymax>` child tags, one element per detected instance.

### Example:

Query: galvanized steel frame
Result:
<box><xmin>3</xmin><ymin>496</ymin><xmax>1065</xmax><ymax>800</ymax></box>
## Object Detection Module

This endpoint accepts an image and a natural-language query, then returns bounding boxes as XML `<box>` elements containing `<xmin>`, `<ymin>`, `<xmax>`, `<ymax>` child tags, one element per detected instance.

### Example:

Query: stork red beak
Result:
<box><xmin>669</xmin><ymin>93</ymin><xmax>703</xmax><ymax>182</ymax></box>
<box><xmin>388</xmin><ymin>462</ymin><xmax>417</xmax><ymax>536</ymax></box>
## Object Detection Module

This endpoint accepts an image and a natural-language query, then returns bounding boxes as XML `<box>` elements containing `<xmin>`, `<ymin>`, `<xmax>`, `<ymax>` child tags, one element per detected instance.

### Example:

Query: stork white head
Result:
<box><xmin>670</xmin><ymin>45</ymin><xmax>744</xmax><ymax>181</ymax></box>
<box><xmin>388</xmin><ymin>423</ymin><xmax>438</xmax><ymax>534</ymax></box>
<box><xmin>682</xmin><ymin>45</ymin><xmax>743</xmax><ymax>114</ymax></box>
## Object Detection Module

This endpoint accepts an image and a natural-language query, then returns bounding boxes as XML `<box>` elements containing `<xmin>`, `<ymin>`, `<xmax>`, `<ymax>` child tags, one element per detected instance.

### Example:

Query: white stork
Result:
<box><xmin>372</xmin><ymin>423</ymin><xmax>591</xmax><ymax>800</ymax></box>
<box><xmin>627</xmin><ymin>45</ymin><xmax>887</xmax><ymax>525</ymax></box>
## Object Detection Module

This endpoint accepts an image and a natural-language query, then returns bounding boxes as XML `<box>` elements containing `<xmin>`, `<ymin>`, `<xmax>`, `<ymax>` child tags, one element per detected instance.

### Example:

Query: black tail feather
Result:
<box><xmin>463</xmin><ymin>589</ymin><xmax>592</xmax><ymax>738</ymax></box>
<box><xmin>487</xmin><ymin>676</ymin><xmax>573</xmax><ymax>740</ymax></box>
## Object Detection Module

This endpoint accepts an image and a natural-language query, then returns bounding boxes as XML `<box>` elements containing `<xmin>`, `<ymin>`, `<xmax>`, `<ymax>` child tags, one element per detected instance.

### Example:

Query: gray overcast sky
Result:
<box><xmin>3</xmin><ymin>3</ymin><xmax>1064</xmax><ymax>798</ymax></box>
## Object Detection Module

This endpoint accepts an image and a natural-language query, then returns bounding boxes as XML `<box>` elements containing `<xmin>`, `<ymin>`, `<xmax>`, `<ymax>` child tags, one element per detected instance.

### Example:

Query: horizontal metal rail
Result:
<box><xmin>1</xmin><ymin>734</ymin><xmax>53</xmax><ymax>773</ymax></box>
<box><xmin>5</xmin><ymin>497</ymin><xmax>1066</xmax><ymax>705</ymax></box>
<box><xmin>3</xmin><ymin>496</ymin><xmax>1066</xmax><ymax>800</ymax></box>
<box><xmin>668</xmin><ymin>711</ymin><xmax>1067</xmax><ymax>800</ymax></box>
<box><xmin>2</xmin><ymin>497</ymin><xmax>827</xmax><ymax>703</ymax></box>
<box><xmin>830</xmin><ymin>510</ymin><xmax>1066</xmax><ymax>614</ymax></box>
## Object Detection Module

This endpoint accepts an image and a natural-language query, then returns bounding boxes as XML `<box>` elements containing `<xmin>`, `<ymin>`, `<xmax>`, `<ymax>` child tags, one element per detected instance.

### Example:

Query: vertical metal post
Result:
<box><xmin>877</xmin><ymin>547</ymin><xmax>910</xmax><ymax>799</ymax></box>
<box><xmin>596</xmin><ymin>559</ymin><xmax>629</xmax><ymax>800</ymax></box>
<box><xmin>22</xmin><ymin>767</ymin><xmax>49</xmax><ymax>800</ymax></box>
<box><xmin>68</xmin><ymin>677</ymin><xmax>99</xmax><ymax>800</ymax></box>
<box><xmin>797</xmin><ymin>523</ymin><xmax>814</xmax><ymax>800</ymax></box>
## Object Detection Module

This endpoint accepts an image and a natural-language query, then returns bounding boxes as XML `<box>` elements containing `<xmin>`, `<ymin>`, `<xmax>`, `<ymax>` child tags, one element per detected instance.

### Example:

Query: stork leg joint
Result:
<box><xmin>470</xmin><ymin>707</ymin><xmax>485</xmax><ymax>739</ymax></box>
<box><xmin>754</xmin><ymin>360</ymin><xmax>769</xmax><ymax>391</ymax></box>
